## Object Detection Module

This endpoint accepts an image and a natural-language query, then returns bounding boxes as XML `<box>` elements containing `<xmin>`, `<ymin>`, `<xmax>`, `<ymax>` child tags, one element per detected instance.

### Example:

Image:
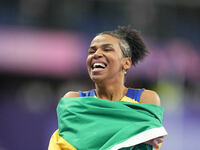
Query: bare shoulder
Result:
<box><xmin>63</xmin><ymin>91</ymin><xmax>80</xmax><ymax>98</ymax></box>
<box><xmin>140</xmin><ymin>89</ymin><xmax>160</xmax><ymax>106</ymax></box>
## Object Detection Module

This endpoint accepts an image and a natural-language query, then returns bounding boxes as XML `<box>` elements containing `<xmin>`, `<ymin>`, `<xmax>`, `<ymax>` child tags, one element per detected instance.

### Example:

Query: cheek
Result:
<box><xmin>86</xmin><ymin>55</ymin><xmax>91</xmax><ymax>69</ymax></box>
<box><xmin>109</xmin><ymin>54</ymin><xmax>122</xmax><ymax>65</ymax></box>
<box><xmin>109</xmin><ymin>56</ymin><xmax>124</xmax><ymax>71</ymax></box>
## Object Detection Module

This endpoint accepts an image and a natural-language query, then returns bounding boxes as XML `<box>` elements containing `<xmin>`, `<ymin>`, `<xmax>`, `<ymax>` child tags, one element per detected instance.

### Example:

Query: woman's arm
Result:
<box><xmin>140</xmin><ymin>89</ymin><xmax>165</xmax><ymax>149</ymax></box>
<box><xmin>63</xmin><ymin>91</ymin><xmax>80</xmax><ymax>98</ymax></box>
<box><xmin>140</xmin><ymin>89</ymin><xmax>160</xmax><ymax>106</ymax></box>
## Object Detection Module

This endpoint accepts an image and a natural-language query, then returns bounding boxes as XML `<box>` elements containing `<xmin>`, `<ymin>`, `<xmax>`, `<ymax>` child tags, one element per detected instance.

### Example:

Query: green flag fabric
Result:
<box><xmin>57</xmin><ymin>97</ymin><xmax>167</xmax><ymax>150</ymax></box>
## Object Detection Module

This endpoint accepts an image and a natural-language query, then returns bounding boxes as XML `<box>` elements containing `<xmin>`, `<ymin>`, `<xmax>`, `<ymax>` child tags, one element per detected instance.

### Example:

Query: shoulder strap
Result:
<box><xmin>79</xmin><ymin>89</ymin><xmax>96</xmax><ymax>97</ymax></box>
<box><xmin>79</xmin><ymin>89</ymin><xmax>144</xmax><ymax>102</ymax></box>
<box><xmin>125</xmin><ymin>89</ymin><xmax>144</xmax><ymax>102</ymax></box>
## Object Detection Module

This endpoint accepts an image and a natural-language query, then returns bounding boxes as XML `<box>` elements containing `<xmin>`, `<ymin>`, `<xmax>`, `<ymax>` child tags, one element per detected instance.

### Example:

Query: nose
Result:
<box><xmin>93</xmin><ymin>49</ymin><xmax>103</xmax><ymax>58</ymax></box>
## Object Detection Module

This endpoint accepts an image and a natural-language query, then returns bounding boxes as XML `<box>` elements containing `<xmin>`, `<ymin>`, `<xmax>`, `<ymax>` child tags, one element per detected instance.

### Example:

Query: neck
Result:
<box><xmin>94</xmin><ymin>77</ymin><xmax>127</xmax><ymax>101</ymax></box>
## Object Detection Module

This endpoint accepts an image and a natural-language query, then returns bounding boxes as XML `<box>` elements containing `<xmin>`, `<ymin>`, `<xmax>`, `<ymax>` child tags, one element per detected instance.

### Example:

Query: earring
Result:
<box><xmin>124</xmin><ymin>70</ymin><xmax>127</xmax><ymax>74</ymax></box>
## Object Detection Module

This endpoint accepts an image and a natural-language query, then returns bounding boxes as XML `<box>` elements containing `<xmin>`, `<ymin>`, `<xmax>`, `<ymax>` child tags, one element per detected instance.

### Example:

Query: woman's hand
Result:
<box><xmin>144</xmin><ymin>136</ymin><xmax>165</xmax><ymax>149</ymax></box>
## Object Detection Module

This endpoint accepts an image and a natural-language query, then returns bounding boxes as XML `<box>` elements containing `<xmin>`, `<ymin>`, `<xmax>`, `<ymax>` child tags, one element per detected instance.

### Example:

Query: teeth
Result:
<box><xmin>93</xmin><ymin>63</ymin><xmax>106</xmax><ymax>68</ymax></box>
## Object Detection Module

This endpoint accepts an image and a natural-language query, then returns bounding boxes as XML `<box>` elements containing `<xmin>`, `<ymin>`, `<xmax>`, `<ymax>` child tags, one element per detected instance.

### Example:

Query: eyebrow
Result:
<box><xmin>89</xmin><ymin>44</ymin><xmax>113</xmax><ymax>49</ymax></box>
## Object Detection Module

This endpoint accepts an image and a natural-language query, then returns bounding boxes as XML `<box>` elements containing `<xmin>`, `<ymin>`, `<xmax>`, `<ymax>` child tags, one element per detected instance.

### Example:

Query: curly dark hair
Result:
<box><xmin>98</xmin><ymin>26</ymin><xmax>149</xmax><ymax>66</ymax></box>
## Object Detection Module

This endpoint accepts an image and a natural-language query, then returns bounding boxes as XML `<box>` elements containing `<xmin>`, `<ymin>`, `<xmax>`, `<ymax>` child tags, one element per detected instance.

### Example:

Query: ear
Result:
<box><xmin>123</xmin><ymin>57</ymin><xmax>132</xmax><ymax>70</ymax></box>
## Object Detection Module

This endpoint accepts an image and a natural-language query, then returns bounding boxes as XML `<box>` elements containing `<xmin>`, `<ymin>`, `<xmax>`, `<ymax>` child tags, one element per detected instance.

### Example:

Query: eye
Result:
<box><xmin>104</xmin><ymin>48</ymin><xmax>112</xmax><ymax>52</ymax></box>
<box><xmin>88</xmin><ymin>49</ymin><xmax>95</xmax><ymax>54</ymax></box>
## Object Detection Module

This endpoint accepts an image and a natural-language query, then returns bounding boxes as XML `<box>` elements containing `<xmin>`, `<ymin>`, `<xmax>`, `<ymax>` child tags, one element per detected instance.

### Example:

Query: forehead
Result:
<box><xmin>90</xmin><ymin>34</ymin><xmax>120</xmax><ymax>46</ymax></box>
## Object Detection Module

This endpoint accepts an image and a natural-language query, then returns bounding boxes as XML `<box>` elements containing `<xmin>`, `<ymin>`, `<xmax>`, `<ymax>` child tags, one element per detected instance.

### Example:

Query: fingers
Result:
<box><xmin>144</xmin><ymin>137</ymin><xmax>165</xmax><ymax>149</ymax></box>
<box><xmin>156</xmin><ymin>137</ymin><xmax>164</xmax><ymax>144</ymax></box>
<box><xmin>144</xmin><ymin>139</ymin><xmax>159</xmax><ymax>148</ymax></box>
<box><xmin>152</xmin><ymin>139</ymin><xmax>159</xmax><ymax>148</ymax></box>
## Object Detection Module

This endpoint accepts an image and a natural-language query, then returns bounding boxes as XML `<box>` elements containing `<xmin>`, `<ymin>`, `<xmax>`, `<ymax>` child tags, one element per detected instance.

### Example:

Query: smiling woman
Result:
<box><xmin>48</xmin><ymin>26</ymin><xmax>167</xmax><ymax>150</ymax></box>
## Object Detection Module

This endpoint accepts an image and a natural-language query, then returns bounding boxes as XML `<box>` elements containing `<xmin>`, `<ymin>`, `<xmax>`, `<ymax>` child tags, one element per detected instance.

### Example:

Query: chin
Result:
<box><xmin>90</xmin><ymin>75</ymin><xmax>105</xmax><ymax>83</ymax></box>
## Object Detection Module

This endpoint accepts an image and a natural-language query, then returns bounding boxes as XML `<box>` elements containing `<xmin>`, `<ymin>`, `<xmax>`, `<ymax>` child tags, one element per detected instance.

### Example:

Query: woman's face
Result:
<box><xmin>86</xmin><ymin>34</ymin><xmax>130</xmax><ymax>82</ymax></box>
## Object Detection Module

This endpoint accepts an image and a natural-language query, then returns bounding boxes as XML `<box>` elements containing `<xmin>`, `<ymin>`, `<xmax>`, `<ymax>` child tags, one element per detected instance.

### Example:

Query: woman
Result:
<box><xmin>49</xmin><ymin>26</ymin><xmax>166</xmax><ymax>149</ymax></box>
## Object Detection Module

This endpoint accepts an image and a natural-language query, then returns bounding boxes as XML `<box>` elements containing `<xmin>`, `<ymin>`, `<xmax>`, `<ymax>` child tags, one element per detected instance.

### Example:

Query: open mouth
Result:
<box><xmin>91</xmin><ymin>62</ymin><xmax>107</xmax><ymax>72</ymax></box>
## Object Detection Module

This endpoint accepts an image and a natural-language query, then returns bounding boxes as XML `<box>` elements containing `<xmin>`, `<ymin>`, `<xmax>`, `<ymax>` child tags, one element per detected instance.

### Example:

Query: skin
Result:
<box><xmin>64</xmin><ymin>34</ymin><xmax>164</xmax><ymax>148</ymax></box>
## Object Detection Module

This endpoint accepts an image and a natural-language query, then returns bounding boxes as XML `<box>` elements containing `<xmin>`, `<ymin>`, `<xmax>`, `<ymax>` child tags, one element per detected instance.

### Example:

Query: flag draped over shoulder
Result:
<box><xmin>49</xmin><ymin>97</ymin><xmax>167</xmax><ymax>150</ymax></box>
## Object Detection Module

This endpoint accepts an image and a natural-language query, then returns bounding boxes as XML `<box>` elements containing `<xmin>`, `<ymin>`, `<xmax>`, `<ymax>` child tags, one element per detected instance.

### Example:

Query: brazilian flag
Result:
<box><xmin>49</xmin><ymin>97</ymin><xmax>167</xmax><ymax>150</ymax></box>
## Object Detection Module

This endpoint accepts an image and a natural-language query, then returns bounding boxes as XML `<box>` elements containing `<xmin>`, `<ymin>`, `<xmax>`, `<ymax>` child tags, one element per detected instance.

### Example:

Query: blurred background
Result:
<box><xmin>0</xmin><ymin>0</ymin><xmax>200</xmax><ymax>149</ymax></box>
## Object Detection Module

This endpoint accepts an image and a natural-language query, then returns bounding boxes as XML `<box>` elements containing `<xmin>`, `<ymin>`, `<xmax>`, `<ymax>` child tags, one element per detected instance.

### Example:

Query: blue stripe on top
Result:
<box><xmin>79</xmin><ymin>88</ymin><xmax>144</xmax><ymax>102</ymax></box>
<box><xmin>79</xmin><ymin>89</ymin><xmax>96</xmax><ymax>97</ymax></box>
